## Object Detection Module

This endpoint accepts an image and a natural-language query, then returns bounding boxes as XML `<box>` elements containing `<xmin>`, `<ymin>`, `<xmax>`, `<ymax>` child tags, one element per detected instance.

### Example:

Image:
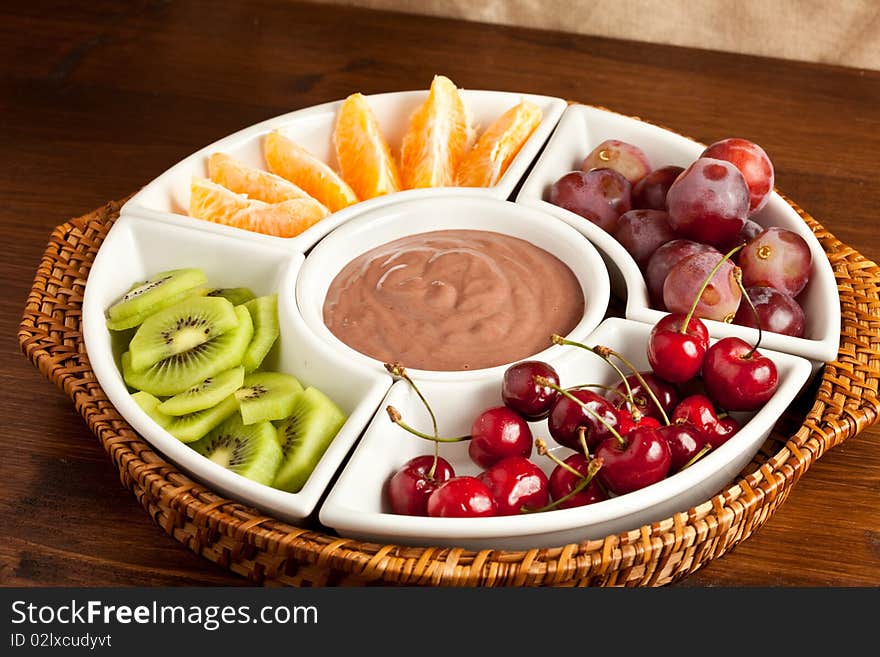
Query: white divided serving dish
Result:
<box><xmin>81</xmin><ymin>213</ymin><xmax>391</xmax><ymax>524</ymax></box>
<box><xmin>122</xmin><ymin>89</ymin><xmax>567</xmax><ymax>252</ymax></box>
<box><xmin>319</xmin><ymin>317</ymin><xmax>813</xmax><ymax>550</ymax></box>
<box><xmin>295</xmin><ymin>195</ymin><xmax>611</xmax><ymax>382</ymax></box>
<box><xmin>81</xmin><ymin>87</ymin><xmax>835</xmax><ymax>552</ymax></box>
<box><xmin>516</xmin><ymin>103</ymin><xmax>840</xmax><ymax>370</ymax></box>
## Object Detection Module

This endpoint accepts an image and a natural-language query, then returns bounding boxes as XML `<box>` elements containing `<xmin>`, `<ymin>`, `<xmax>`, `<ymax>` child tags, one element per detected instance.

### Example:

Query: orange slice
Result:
<box><xmin>189</xmin><ymin>177</ymin><xmax>328</xmax><ymax>238</ymax></box>
<box><xmin>263</xmin><ymin>130</ymin><xmax>358</xmax><ymax>213</ymax></box>
<box><xmin>399</xmin><ymin>75</ymin><xmax>471</xmax><ymax>189</ymax></box>
<box><xmin>208</xmin><ymin>152</ymin><xmax>326</xmax><ymax>210</ymax></box>
<box><xmin>456</xmin><ymin>100</ymin><xmax>543</xmax><ymax>188</ymax></box>
<box><xmin>333</xmin><ymin>93</ymin><xmax>401</xmax><ymax>200</ymax></box>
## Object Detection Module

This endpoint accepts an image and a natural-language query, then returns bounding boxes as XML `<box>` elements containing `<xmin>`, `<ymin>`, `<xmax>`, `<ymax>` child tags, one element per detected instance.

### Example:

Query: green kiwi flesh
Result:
<box><xmin>132</xmin><ymin>390</ymin><xmax>239</xmax><ymax>443</ymax></box>
<box><xmin>106</xmin><ymin>268</ymin><xmax>208</xmax><ymax>330</ymax></box>
<box><xmin>272</xmin><ymin>386</ymin><xmax>347</xmax><ymax>493</ymax></box>
<box><xmin>122</xmin><ymin>304</ymin><xmax>253</xmax><ymax>397</ymax></box>
<box><xmin>241</xmin><ymin>295</ymin><xmax>281</xmax><ymax>373</ymax></box>
<box><xmin>190</xmin><ymin>414</ymin><xmax>283</xmax><ymax>486</ymax></box>
<box><xmin>207</xmin><ymin>287</ymin><xmax>257</xmax><ymax>306</ymax></box>
<box><xmin>158</xmin><ymin>365</ymin><xmax>246</xmax><ymax>416</ymax></box>
<box><xmin>234</xmin><ymin>370</ymin><xmax>303</xmax><ymax>424</ymax></box>
<box><xmin>127</xmin><ymin>296</ymin><xmax>240</xmax><ymax>372</ymax></box>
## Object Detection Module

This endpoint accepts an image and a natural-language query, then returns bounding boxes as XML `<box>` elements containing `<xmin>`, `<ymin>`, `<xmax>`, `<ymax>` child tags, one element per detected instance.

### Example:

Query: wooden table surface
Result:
<box><xmin>2</xmin><ymin>0</ymin><xmax>879</xmax><ymax>587</ymax></box>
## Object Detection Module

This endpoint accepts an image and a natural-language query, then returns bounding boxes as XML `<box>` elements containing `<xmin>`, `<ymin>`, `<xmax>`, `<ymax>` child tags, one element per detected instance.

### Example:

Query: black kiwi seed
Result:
<box><xmin>121</xmin><ymin>275</ymin><xmax>172</xmax><ymax>303</ymax></box>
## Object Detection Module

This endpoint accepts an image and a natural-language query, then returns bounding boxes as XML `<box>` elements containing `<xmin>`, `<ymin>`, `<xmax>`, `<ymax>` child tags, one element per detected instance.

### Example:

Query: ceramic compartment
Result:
<box><xmin>295</xmin><ymin>194</ymin><xmax>611</xmax><ymax>383</ymax></box>
<box><xmin>318</xmin><ymin>317</ymin><xmax>813</xmax><ymax>550</ymax></box>
<box><xmin>81</xmin><ymin>213</ymin><xmax>391</xmax><ymax>524</ymax></box>
<box><xmin>121</xmin><ymin>89</ymin><xmax>568</xmax><ymax>252</ymax></box>
<box><xmin>516</xmin><ymin>102</ymin><xmax>840</xmax><ymax>370</ymax></box>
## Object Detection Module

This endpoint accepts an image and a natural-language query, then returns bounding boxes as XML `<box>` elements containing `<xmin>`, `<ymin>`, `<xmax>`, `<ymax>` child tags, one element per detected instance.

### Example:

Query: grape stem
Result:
<box><xmin>681</xmin><ymin>244</ymin><xmax>744</xmax><ymax>334</ymax></box>
<box><xmin>732</xmin><ymin>269</ymin><xmax>764</xmax><ymax>358</ymax></box>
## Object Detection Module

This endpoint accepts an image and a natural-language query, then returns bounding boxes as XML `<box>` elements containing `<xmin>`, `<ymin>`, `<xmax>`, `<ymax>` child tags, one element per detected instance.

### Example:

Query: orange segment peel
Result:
<box><xmin>208</xmin><ymin>152</ymin><xmax>324</xmax><ymax>207</ymax></box>
<box><xmin>189</xmin><ymin>177</ymin><xmax>328</xmax><ymax>238</ymax></box>
<box><xmin>456</xmin><ymin>100</ymin><xmax>543</xmax><ymax>188</ymax></box>
<box><xmin>263</xmin><ymin>130</ymin><xmax>358</xmax><ymax>213</ymax></box>
<box><xmin>333</xmin><ymin>92</ymin><xmax>401</xmax><ymax>200</ymax></box>
<box><xmin>399</xmin><ymin>75</ymin><xmax>471</xmax><ymax>189</ymax></box>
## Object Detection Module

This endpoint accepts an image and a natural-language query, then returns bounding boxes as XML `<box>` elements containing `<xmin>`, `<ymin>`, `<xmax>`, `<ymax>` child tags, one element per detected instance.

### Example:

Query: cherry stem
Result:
<box><xmin>528</xmin><ymin>440</ymin><xmax>604</xmax><ymax>513</ymax></box>
<box><xmin>733</xmin><ymin>269</ymin><xmax>763</xmax><ymax>358</ymax></box>
<box><xmin>385</xmin><ymin>406</ymin><xmax>469</xmax><ymax>444</ymax></box>
<box><xmin>577</xmin><ymin>426</ymin><xmax>590</xmax><ymax>459</ymax></box>
<box><xmin>385</xmin><ymin>362</ymin><xmax>442</xmax><ymax>476</ymax></box>
<box><xmin>681</xmin><ymin>244</ymin><xmax>744</xmax><ymax>334</ymax></box>
<box><xmin>533</xmin><ymin>375</ymin><xmax>624</xmax><ymax>445</ymax></box>
<box><xmin>552</xmin><ymin>335</ymin><xmax>642</xmax><ymax>421</ymax></box>
<box><xmin>680</xmin><ymin>444</ymin><xmax>712</xmax><ymax>470</ymax></box>
<box><xmin>536</xmin><ymin>438</ymin><xmax>585</xmax><ymax>478</ymax></box>
<box><xmin>553</xmin><ymin>336</ymin><xmax>669</xmax><ymax>426</ymax></box>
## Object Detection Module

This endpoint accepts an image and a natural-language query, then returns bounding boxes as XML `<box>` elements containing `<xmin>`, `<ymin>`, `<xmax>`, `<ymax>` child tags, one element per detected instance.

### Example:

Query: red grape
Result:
<box><xmin>666</xmin><ymin>157</ymin><xmax>750</xmax><ymax>248</ymax></box>
<box><xmin>645</xmin><ymin>239</ymin><xmax>719</xmax><ymax>309</ymax></box>
<box><xmin>582</xmin><ymin>139</ymin><xmax>652</xmax><ymax>184</ymax></box>
<box><xmin>663</xmin><ymin>251</ymin><xmax>742</xmax><ymax>322</ymax></box>
<box><xmin>738</xmin><ymin>227</ymin><xmax>812</xmax><ymax>297</ymax></box>
<box><xmin>612</xmin><ymin>209</ymin><xmax>676</xmax><ymax>269</ymax></box>
<box><xmin>733</xmin><ymin>285</ymin><xmax>806</xmax><ymax>337</ymax></box>
<box><xmin>548</xmin><ymin>168</ymin><xmax>632</xmax><ymax>232</ymax></box>
<box><xmin>632</xmin><ymin>165</ymin><xmax>684</xmax><ymax>211</ymax></box>
<box><xmin>701</xmin><ymin>138</ymin><xmax>774</xmax><ymax>215</ymax></box>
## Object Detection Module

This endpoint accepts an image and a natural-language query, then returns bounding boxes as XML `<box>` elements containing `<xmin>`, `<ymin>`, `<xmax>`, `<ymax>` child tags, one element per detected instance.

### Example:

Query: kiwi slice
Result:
<box><xmin>190</xmin><ymin>414</ymin><xmax>283</xmax><ymax>486</ymax></box>
<box><xmin>157</xmin><ymin>365</ymin><xmax>246</xmax><ymax>416</ymax></box>
<box><xmin>122</xmin><ymin>304</ymin><xmax>254</xmax><ymax>397</ymax></box>
<box><xmin>132</xmin><ymin>390</ymin><xmax>239</xmax><ymax>443</ymax></box>
<box><xmin>272</xmin><ymin>386</ymin><xmax>347</xmax><ymax>493</ymax></box>
<box><xmin>234</xmin><ymin>370</ymin><xmax>303</xmax><ymax>424</ymax></box>
<box><xmin>126</xmin><ymin>296</ymin><xmax>240</xmax><ymax>373</ymax></box>
<box><xmin>241</xmin><ymin>295</ymin><xmax>281</xmax><ymax>373</ymax></box>
<box><xmin>106</xmin><ymin>268</ymin><xmax>208</xmax><ymax>330</ymax></box>
<box><xmin>207</xmin><ymin>287</ymin><xmax>257</xmax><ymax>306</ymax></box>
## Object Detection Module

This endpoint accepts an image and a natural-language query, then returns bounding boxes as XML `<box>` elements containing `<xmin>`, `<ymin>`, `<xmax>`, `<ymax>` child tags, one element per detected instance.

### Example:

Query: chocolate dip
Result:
<box><xmin>322</xmin><ymin>229</ymin><xmax>585</xmax><ymax>371</ymax></box>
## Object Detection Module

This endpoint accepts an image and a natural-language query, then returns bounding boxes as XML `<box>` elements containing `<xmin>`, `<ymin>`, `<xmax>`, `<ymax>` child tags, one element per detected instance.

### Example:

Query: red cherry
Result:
<box><xmin>702</xmin><ymin>336</ymin><xmax>779</xmax><ymax>411</ymax></box>
<box><xmin>709</xmin><ymin>415</ymin><xmax>741</xmax><ymax>449</ymax></box>
<box><xmin>656</xmin><ymin>423</ymin><xmax>707</xmax><ymax>473</ymax></box>
<box><xmin>646</xmin><ymin>312</ymin><xmax>710</xmax><ymax>382</ymax></box>
<box><xmin>671</xmin><ymin>394</ymin><xmax>722</xmax><ymax>441</ymax></box>
<box><xmin>547</xmin><ymin>389</ymin><xmax>621</xmax><ymax>450</ymax></box>
<box><xmin>386</xmin><ymin>455</ymin><xmax>455</xmax><ymax>516</ymax></box>
<box><xmin>594</xmin><ymin>426</ymin><xmax>672</xmax><ymax>496</ymax></box>
<box><xmin>477</xmin><ymin>456</ymin><xmax>549</xmax><ymax>516</ymax></box>
<box><xmin>548</xmin><ymin>453</ymin><xmax>608</xmax><ymax>509</ymax></box>
<box><xmin>468</xmin><ymin>406</ymin><xmax>533</xmax><ymax>469</ymax></box>
<box><xmin>426</xmin><ymin>476</ymin><xmax>498</xmax><ymax>517</ymax></box>
<box><xmin>502</xmin><ymin>360</ymin><xmax>560</xmax><ymax>421</ymax></box>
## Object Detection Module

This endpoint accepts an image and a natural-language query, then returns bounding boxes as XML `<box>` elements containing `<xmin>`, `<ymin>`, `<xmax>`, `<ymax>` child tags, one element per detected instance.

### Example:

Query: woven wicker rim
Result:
<box><xmin>18</xmin><ymin>107</ymin><xmax>880</xmax><ymax>586</ymax></box>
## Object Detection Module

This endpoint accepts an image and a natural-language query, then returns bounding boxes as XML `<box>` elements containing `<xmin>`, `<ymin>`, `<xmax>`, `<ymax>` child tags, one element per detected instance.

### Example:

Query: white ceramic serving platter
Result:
<box><xmin>296</xmin><ymin>195</ymin><xmax>611</xmax><ymax>383</ymax></box>
<box><xmin>319</xmin><ymin>317</ymin><xmax>813</xmax><ymax>550</ymax></box>
<box><xmin>121</xmin><ymin>88</ymin><xmax>567</xmax><ymax>252</ymax></box>
<box><xmin>81</xmin><ymin>88</ymin><xmax>836</xmax><ymax>551</ymax></box>
<box><xmin>81</xmin><ymin>213</ymin><xmax>391</xmax><ymax>524</ymax></box>
<box><xmin>516</xmin><ymin>103</ymin><xmax>840</xmax><ymax>371</ymax></box>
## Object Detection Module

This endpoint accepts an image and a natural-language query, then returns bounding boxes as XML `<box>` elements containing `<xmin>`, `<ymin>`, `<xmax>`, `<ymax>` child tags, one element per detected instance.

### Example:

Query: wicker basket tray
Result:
<box><xmin>18</xmin><ymin>195</ymin><xmax>880</xmax><ymax>586</ymax></box>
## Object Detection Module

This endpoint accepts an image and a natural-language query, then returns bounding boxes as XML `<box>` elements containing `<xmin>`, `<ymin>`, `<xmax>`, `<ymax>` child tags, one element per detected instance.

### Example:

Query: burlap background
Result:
<box><xmin>319</xmin><ymin>0</ymin><xmax>880</xmax><ymax>71</ymax></box>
